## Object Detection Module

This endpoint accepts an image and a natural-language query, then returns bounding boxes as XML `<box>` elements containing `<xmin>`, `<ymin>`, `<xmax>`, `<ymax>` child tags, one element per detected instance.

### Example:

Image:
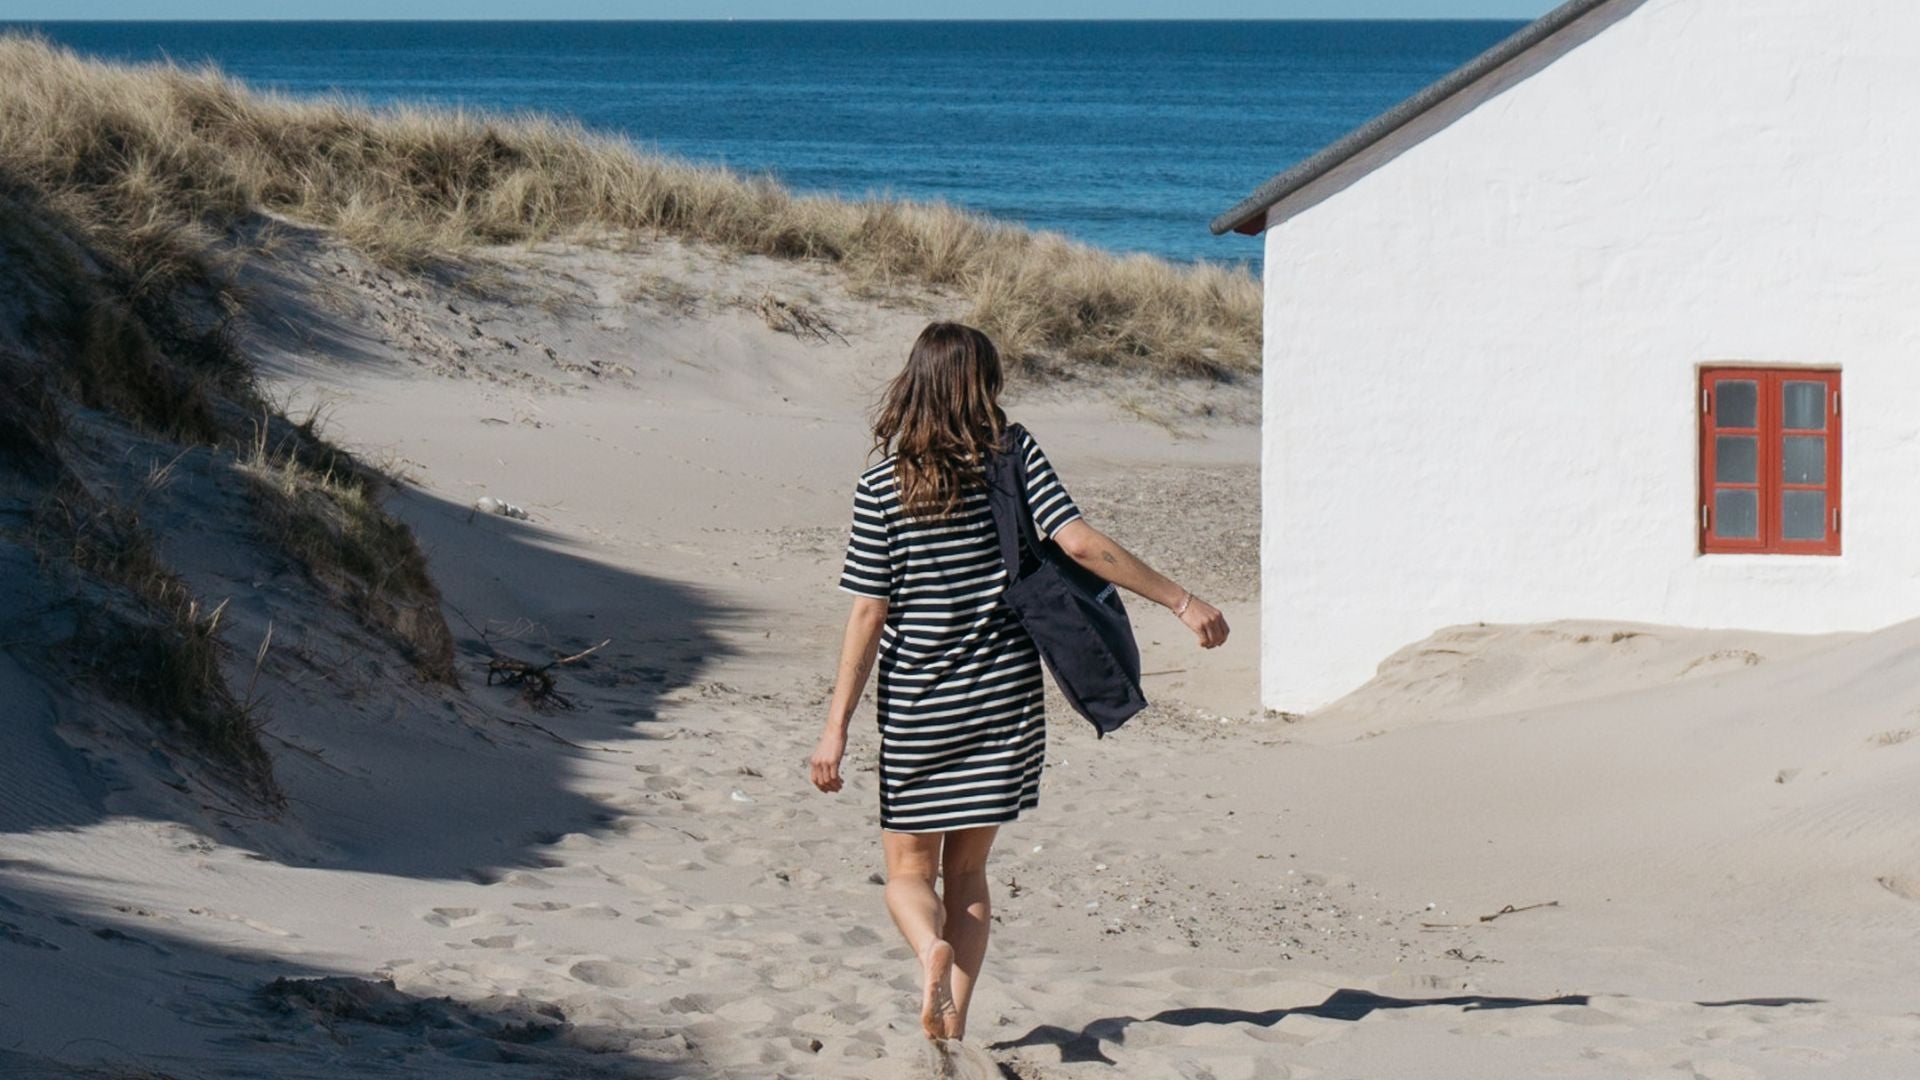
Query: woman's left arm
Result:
<box><xmin>810</xmin><ymin>596</ymin><xmax>888</xmax><ymax>793</ymax></box>
<box><xmin>1051</xmin><ymin>519</ymin><xmax>1229</xmax><ymax>649</ymax></box>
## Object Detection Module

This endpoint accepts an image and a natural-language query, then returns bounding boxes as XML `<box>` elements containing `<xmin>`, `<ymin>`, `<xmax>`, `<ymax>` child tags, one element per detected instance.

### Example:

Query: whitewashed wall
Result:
<box><xmin>1260</xmin><ymin>0</ymin><xmax>1920</xmax><ymax>710</ymax></box>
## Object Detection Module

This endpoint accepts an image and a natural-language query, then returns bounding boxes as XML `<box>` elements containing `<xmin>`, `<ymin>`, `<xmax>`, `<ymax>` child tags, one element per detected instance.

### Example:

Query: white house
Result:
<box><xmin>1213</xmin><ymin>0</ymin><xmax>1920</xmax><ymax>712</ymax></box>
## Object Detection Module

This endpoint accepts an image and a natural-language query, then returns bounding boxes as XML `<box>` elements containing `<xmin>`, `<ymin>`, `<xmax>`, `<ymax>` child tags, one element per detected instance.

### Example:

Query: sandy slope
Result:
<box><xmin>1</xmin><ymin>231</ymin><xmax>1916</xmax><ymax>1079</ymax></box>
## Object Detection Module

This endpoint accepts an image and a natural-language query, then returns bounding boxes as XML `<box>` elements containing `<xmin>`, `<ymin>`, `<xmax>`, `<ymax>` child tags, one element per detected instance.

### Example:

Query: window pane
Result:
<box><xmin>1714</xmin><ymin>489</ymin><xmax>1759</xmax><ymax>539</ymax></box>
<box><xmin>1783</xmin><ymin>435</ymin><xmax>1826</xmax><ymax>484</ymax></box>
<box><xmin>1783</xmin><ymin>381</ymin><xmax>1828</xmax><ymax>430</ymax></box>
<box><xmin>1783</xmin><ymin>490</ymin><xmax>1827</xmax><ymax>540</ymax></box>
<box><xmin>1715</xmin><ymin>436</ymin><xmax>1757</xmax><ymax>483</ymax></box>
<box><xmin>1714</xmin><ymin>379</ymin><xmax>1758</xmax><ymax>428</ymax></box>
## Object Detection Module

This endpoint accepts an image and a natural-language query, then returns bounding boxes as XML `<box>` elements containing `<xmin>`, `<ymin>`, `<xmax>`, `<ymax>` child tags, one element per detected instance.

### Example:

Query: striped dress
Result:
<box><xmin>838</xmin><ymin>427</ymin><xmax>1083</xmax><ymax>833</ymax></box>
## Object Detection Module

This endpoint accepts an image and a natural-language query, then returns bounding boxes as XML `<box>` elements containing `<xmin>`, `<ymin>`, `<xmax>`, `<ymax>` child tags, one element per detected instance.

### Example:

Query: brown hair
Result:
<box><xmin>872</xmin><ymin>322</ymin><xmax>1007</xmax><ymax>520</ymax></box>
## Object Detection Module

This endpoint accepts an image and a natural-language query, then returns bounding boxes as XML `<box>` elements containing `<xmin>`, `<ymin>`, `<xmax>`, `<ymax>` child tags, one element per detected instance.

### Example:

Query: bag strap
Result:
<box><xmin>989</xmin><ymin>423</ymin><xmax>1042</xmax><ymax>578</ymax></box>
<box><xmin>1006</xmin><ymin>424</ymin><xmax>1045</xmax><ymax>558</ymax></box>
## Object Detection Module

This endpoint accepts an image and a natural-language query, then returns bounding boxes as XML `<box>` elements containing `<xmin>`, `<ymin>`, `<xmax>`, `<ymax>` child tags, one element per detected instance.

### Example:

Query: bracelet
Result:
<box><xmin>1174</xmin><ymin>591</ymin><xmax>1194</xmax><ymax>617</ymax></box>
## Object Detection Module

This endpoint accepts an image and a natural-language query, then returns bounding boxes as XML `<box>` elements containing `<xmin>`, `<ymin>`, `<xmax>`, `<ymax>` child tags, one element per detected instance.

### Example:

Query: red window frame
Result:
<box><xmin>1699</xmin><ymin>367</ymin><xmax>1841</xmax><ymax>555</ymax></box>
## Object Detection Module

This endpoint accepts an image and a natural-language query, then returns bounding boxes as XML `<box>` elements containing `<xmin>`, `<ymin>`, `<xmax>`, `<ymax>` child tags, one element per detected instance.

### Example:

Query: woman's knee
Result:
<box><xmin>939</xmin><ymin>827</ymin><xmax>998</xmax><ymax>878</ymax></box>
<box><xmin>883</xmin><ymin>832</ymin><xmax>943</xmax><ymax>884</ymax></box>
<box><xmin>941</xmin><ymin>868</ymin><xmax>990</xmax><ymax>903</ymax></box>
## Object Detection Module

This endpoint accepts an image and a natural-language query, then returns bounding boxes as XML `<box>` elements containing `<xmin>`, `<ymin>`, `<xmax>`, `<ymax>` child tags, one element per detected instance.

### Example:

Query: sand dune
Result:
<box><xmin>1</xmin><ymin>229</ymin><xmax>1915</xmax><ymax>1078</ymax></box>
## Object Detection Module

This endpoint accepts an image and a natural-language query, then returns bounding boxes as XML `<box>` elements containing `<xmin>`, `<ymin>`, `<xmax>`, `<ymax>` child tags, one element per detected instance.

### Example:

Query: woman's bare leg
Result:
<box><xmin>881</xmin><ymin>830</ymin><xmax>958</xmax><ymax>1040</ymax></box>
<box><xmin>938</xmin><ymin>826</ymin><xmax>998</xmax><ymax>1039</ymax></box>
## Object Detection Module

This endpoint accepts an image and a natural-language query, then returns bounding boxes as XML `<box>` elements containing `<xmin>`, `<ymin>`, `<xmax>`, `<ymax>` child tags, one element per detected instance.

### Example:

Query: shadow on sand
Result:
<box><xmin>991</xmin><ymin>989</ymin><xmax>1825</xmax><ymax>1066</ymax></box>
<box><xmin>0</xmin><ymin>868</ymin><xmax>705</xmax><ymax>1078</ymax></box>
<box><xmin>1</xmin><ymin>478</ymin><xmax>742</xmax><ymax>877</ymax></box>
<box><xmin>0</xmin><ymin>476</ymin><xmax>742</xmax><ymax>1076</ymax></box>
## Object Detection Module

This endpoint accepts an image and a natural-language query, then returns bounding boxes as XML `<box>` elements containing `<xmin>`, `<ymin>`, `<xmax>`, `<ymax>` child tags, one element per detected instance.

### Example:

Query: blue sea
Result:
<box><xmin>18</xmin><ymin>21</ymin><xmax>1520</xmax><ymax>268</ymax></box>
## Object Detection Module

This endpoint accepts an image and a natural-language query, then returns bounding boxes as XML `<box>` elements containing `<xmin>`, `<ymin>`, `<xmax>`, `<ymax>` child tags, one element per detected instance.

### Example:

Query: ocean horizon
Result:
<box><xmin>14</xmin><ymin>19</ymin><xmax>1522</xmax><ymax>268</ymax></box>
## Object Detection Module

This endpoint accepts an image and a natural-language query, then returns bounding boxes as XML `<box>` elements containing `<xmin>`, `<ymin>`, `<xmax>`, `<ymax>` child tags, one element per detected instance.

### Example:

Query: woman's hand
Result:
<box><xmin>1179</xmin><ymin>595</ymin><xmax>1230</xmax><ymax>649</ymax></box>
<box><xmin>809</xmin><ymin>728</ymin><xmax>847</xmax><ymax>793</ymax></box>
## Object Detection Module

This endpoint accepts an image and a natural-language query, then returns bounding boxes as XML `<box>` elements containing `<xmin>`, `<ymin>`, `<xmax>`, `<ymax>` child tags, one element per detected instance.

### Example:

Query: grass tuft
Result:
<box><xmin>241</xmin><ymin>422</ymin><xmax>457</xmax><ymax>685</ymax></box>
<box><xmin>29</xmin><ymin>484</ymin><xmax>276</xmax><ymax>793</ymax></box>
<box><xmin>59</xmin><ymin>297</ymin><xmax>224</xmax><ymax>443</ymax></box>
<box><xmin>0</xmin><ymin>366</ymin><xmax>67</xmax><ymax>480</ymax></box>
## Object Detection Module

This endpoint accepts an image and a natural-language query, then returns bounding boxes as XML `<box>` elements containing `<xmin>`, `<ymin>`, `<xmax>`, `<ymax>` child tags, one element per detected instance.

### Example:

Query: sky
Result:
<box><xmin>7</xmin><ymin>2</ymin><xmax>1564</xmax><ymax>20</ymax></box>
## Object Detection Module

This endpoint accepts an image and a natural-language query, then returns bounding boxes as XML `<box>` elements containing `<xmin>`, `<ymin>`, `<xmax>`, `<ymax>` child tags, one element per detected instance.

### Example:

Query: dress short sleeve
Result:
<box><xmin>1020</xmin><ymin>430</ymin><xmax>1082</xmax><ymax>541</ymax></box>
<box><xmin>838</xmin><ymin>474</ymin><xmax>892</xmax><ymax>599</ymax></box>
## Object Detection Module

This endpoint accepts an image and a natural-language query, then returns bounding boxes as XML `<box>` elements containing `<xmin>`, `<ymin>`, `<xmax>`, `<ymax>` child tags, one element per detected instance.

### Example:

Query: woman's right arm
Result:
<box><xmin>810</xmin><ymin>596</ymin><xmax>888</xmax><ymax>794</ymax></box>
<box><xmin>1051</xmin><ymin>519</ymin><xmax>1229</xmax><ymax>649</ymax></box>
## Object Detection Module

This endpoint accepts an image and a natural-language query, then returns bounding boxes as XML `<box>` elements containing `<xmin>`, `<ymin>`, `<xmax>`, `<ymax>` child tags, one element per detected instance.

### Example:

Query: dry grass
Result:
<box><xmin>0</xmin><ymin>182</ymin><xmax>277</xmax><ymax>795</ymax></box>
<box><xmin>58</xmin><ymin>297</ymin><xmax>226</xmax><ymax>443</ymax></box>
<box><xmin>0</xmin><ymin>364</ymin><xmax>67</xmax><ymax>481</ymax></box>
<box><xmin>0</xmin><ymin>177</ymin><xmax>238</xmax><ymax>448</ymax></box>
<box><xmin>620</xmin><ymin>272</ymin><xmax>703</xmax><ymax>316</ymax></box>
<box><xmin>0</xmin><ymin>34</ymin><xmax>1260</xmax><ymax>379</ymax></box>
<box><xmin>0</xmin><ymin>74</ymin><xmax>453</xmax><ymax>792</ymax></box>
<box><xmin>29</xmin><ymin>483</ymin><xmax>277</xmax><ymax>795</ymax></box>
<box><xmin>240</xmin><ymin>420</ymin><xmax>457</xmax><ymax>685</ymax></box>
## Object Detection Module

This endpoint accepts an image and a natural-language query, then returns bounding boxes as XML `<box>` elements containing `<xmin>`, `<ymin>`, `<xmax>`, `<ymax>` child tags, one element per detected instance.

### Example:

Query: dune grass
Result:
<box><xmin>0</xmin><ymin>33</ymin><xmax>1260</xmax><ymax>379</ymax></box>
<box><xmin>28</xmin><ymin>482</ymin><xmax>277</xmax><ymax>795</ymax></box>
<box><xmin>240</xmin><ymin>419</ymin><xmax>458</xmax><ymax>685</ymax></box>
<box><xmin>0</xmin><ymin>182</ymin><xmax>269</xmax><ymax>787</ymax></box>
<box><xmin>0</xmin><ymin>164</ymin><xmax>458</xmax><ymax>678</ymax></box>
<box><xmin>0</xmin><ymin>73</ymin><xmax>457</xmax><ymax>790</ymax></box>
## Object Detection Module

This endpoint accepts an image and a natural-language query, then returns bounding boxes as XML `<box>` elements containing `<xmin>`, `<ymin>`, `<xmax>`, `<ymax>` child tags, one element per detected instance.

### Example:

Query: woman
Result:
<box><xmin>807</xmin><ymin>322</ymin><xmax>1228</xmax><ymax>1043</ymax></box>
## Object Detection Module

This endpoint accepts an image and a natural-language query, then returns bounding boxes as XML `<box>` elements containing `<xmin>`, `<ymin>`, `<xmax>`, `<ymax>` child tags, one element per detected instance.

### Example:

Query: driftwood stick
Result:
<box><xmin>753</xmin><ymin>293</ymin><xmax>848</xmax><ymax>344</ymax></box>
<box><xmin>549</xmin><ymin>639</ymin><xmax>612</xmax><ymax>666</ymax></box>
<box><xmin>486</xmin><ymin>639</ymin><xmax>614</xmax><ymax>712</ymax></box>
<box><xmin>1478</xmin><ymin>900</ymin><xmax>1560</xmax><ymax>923</ymax></box>
<box><xmin>1421</xmin><ymin>899</ymin><xmax>1560</xmax><ymax>930</ymax></box>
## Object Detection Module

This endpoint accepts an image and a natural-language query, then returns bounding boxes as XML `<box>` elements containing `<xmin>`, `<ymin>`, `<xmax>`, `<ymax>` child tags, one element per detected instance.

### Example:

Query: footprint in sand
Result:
<box><xmin>605</xmin><ymin>871</ymin><xmax>670</xmax><ymax>894</ymax></box>
<box><xmin>752</xmin><ymin>960</ymin><xmax>816</xmax><ymax>994</ymax></box>
<box><xmin>703</xmin><ymin>843</ymin><xmax>762</xmax><ymax>867</ymax></box>
<box><xmin>469</xmin><ymin>934</ymin><xmax>525</xmax><ymax>949</ymax></box>
<box><xmin>568</xmin><ymin>958</ymin><xmax>643</xmax><ymax>988</ymax></box>
<box><xmin>0</xmin><ymin>921</ymin><xmax>60</xmax><ymax>950</ymax></box>
<box><xmin>663</xmin><ymin>992</ymin><xmax>725</xmax><ymax>1014</ymax></box>
<box><xmin>91</xmin><ymin>927</ymin><xmax>172</xmax><ymax>955</ymax></box>
<box><xmin>839</xmin><ymin>925</ymin><xmax>883</xmax><ymax>947</ymax></box>
<box><xmin>771</xmin><ymin>857</ymin><xmax>825</xmax><ymax>883</ymax></box>
<box><xmin>463</xmin><ymin>868</ymin><xmax>557</xmax><ymax>889</ymax></box>
<box><xmin>1877</xmin><ymin>875</ymin><xmax>1920</xmax><ymax>901</ymax></box>
<box><xmin>187</xmin><ymin>907</ymin><xmax>300</xmax><ymax>938</ymax></box>
<box><xmin>421</xmin><ymin>906</ymin><xmax>515</xmax><ymax>929</ymax></box>
<box><xmin>1674</xmin><ymin>1059</ymin><xmax>1763</xmax><ymax>1080</ymax></box>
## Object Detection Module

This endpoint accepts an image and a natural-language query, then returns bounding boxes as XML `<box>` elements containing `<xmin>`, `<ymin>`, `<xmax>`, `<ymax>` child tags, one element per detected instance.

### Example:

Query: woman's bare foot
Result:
<box><xmin>920</xmin><ymin>939</ymin><xmax>960</xmax><ymax>1040</ymax></box>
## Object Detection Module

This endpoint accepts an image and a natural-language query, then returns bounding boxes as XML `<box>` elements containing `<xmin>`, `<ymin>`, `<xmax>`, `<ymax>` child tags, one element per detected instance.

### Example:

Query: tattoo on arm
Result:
<box><xmin>1101</xmin><ymin>550</ymin><xmax>1118</xmax><ymax>566</ymax></box>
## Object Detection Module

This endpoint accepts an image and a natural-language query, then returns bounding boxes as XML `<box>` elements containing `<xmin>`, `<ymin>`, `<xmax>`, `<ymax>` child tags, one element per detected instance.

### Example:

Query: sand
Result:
<box><xmin>1</xmin><ymin>227</ymin><xmax>1916</xmax><ymax>1079</ymax></box>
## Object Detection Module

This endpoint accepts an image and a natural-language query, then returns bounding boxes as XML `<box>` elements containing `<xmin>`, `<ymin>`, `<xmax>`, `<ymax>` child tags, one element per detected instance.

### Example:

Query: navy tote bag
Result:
<box><xmin>987</xmin><ymin>424</ymin><xmax>1147</xmax><ymax>737</ymax></box>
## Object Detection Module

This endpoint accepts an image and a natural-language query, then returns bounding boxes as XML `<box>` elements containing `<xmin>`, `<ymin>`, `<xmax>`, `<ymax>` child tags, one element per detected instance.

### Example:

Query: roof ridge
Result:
<box><xmin>1210</xmin><ymin>0</ymin><xmax>1620</xmax><ymax>237</ymax></box>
